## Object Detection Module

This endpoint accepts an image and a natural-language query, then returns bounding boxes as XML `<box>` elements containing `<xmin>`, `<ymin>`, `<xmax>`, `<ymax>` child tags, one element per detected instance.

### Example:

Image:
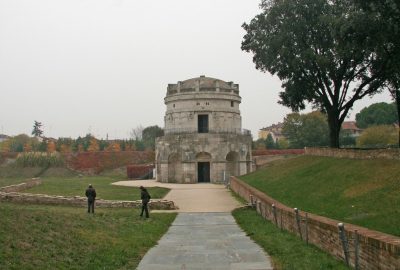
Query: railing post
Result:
<box><xmin>338</xmin><ymin>223</ymin><xmax>350</xmax><ymax>266</ymax></box>
<box><xmin>294</xmin><ymin>208</ymin><xmax>303</xmax><ymax>240</ymax></box>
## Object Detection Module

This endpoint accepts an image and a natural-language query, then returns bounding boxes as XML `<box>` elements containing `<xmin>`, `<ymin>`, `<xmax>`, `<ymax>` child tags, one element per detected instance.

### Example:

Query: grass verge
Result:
<box><xmin>232</xmin><ymin>207</ymin><xmax>349</xmax><ymax>270</ymax></box>
<box><xmin>0</xmin><ymin>203</ymin><xmax>176</xmax><ymax>270</ymax></box>
<box><xmin>240</xmin><ymin>155</ymin><xmax>400</xmax><ymax>236</ymax></box>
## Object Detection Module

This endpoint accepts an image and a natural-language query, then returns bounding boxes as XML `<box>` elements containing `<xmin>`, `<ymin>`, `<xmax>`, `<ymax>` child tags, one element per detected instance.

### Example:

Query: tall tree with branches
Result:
<box><xmin>242</xmin><ymin>0</ymin><xmax>393</xmax><ymax>147</ymax></box>
<box><xmin>31</xmin><ymin>121</ymin><xmax>44</xmax><ymax>138</ymax></box>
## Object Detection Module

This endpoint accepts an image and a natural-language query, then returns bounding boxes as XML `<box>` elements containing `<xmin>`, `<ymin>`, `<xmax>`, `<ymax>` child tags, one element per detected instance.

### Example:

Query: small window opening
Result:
<box><xmin>231</xmin><ymin>101</ymin><xmax>234</xmax><ymax>107</ymax></box>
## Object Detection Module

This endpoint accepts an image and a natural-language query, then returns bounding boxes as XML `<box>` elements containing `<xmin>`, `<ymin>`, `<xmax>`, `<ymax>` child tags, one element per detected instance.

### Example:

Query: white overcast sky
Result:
<box><xmin>0</xmin><ymin>0</ymin><xmax>392</xmax><ymax>140</ymax></box>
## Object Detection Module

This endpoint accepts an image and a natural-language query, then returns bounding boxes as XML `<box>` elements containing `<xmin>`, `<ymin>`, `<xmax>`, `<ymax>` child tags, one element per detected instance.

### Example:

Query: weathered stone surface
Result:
<box><xmin>156</xmin><ymin>76</ymin><xmax>253</xmax><ymax>184</ymax></box>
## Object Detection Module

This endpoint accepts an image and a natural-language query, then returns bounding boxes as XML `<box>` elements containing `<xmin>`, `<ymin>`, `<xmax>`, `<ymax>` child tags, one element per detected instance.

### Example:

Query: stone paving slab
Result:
<box><xmin>137</xmin><ymin>213</ymin><xmax>273</xmax><ymax>270</ymax></box>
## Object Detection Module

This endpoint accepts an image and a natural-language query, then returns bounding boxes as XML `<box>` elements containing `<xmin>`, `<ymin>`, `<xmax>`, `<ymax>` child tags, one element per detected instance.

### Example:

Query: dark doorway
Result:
<box><xmin>198</xmin><ymin>162</ymin><xmax>210</xmax><ymax>183</ymax></box>
<box><xmin>198</xmin><ymin>115</ymin><xmax>209</xmax><ymax>133</ymax></box>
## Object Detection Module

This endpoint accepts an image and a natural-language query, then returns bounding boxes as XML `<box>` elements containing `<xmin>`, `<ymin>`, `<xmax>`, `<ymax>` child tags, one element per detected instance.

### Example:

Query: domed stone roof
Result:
<box><xmin>167</xmin><ymin>75</ymin><xmax>239</xmax><ymax>95</ymax></box>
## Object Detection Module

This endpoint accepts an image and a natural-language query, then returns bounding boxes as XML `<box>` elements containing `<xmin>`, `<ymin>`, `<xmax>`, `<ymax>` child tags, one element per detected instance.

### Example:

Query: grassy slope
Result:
<box><xmin>232</xmin><ymin>207</ymin><xmax>349</xmax><ymax>270</ymax></box>
<box><xmin>240</xmin><ymin>155</ymin><xmax>400</xmax><ymax>236</ymax></box>
<box><xmin>0</xmin><ymin>203</ymin><xmax>176</xmax><ymax>270</ymax></box>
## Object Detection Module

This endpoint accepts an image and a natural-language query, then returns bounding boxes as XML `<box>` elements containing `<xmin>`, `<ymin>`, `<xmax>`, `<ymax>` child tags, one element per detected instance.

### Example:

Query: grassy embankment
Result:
<box><xmin>232</xmin><ymin>207</ymin><xmax>349</xmax><ymax>270</ymax></box>
<box><xmin>239</xmin><ymin>155</ymin><xmax>400</xmax><ymax>236</ymax></box>
<box><xmin>0</xmin><ymin>203</ymin><xmax>176</xmax><ymax>270</ymax></box>
<box><xmin>0</xmin><ymin>166</ymin><xmax>175</xmax><ymax>269</ymax></box>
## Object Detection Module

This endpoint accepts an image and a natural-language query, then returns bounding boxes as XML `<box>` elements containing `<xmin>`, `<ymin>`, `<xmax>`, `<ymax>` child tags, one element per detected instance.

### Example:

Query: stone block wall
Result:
<box><xmin>230</xmin><ymin>177</ymin><xmax>400</xmax><ymax>270</ymax></box>
<box><xmin>0</xmin><ymin>180</ymin><xmax>176</xmax><ymax>210</ymax></box>
<box><xmin>0</xmin><ymin>178</ymin><xmax>42</xmax><ymax>192</ymax></box>
<box><xmin>0</xmin><ymin>192</ymin><xmax>176</xmax><ymax>210</ymax></box>
<box><xmin>305</xmin><ymin>147</ymin><xmax>400</xmax><ymax>160</ymax></box>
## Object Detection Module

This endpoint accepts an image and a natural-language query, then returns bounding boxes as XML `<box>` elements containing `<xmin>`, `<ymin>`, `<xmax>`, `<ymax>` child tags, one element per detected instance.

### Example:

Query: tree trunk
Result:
<box><xmin>327</xmin><ymin>111</ymin><xmax>341</xmax><ymax>148</ymax></box>
<box><xmin>395</xmin><ymin>89</ymin><xmax>400</xmax><ymax>147</ymax></box>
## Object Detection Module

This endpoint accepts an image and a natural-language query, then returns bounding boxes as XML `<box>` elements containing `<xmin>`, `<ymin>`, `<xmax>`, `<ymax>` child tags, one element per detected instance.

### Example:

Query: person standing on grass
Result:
<box><xmin>139</xmin><ymin>186</ymin><xmax>151</xmax><ymax>218</ymax></box>
<box><xmin>85</xmin><ymin>184</ymin><xmax>96</xmax><ymax>214</ymax></box>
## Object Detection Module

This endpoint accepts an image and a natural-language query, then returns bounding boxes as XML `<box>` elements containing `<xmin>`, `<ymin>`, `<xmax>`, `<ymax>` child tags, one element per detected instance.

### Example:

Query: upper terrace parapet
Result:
<box><xmin>167</xmin><ymin>75</ymin><xmax>239</xmax><ymax>96</ymax></box>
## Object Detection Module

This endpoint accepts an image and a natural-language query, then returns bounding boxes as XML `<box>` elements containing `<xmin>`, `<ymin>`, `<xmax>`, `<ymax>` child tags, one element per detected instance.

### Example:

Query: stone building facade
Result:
<box><xmin>156</xmin><ymin>76</ymin><xmax>252</xmax><ymax>184</ymax></box>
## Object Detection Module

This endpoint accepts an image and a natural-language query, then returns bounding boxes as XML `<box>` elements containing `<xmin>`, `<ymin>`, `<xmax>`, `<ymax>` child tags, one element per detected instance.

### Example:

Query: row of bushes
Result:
<box><xmin>16</xmin><ymin>152</ymin><xmax>64</xmax><ymax>167</ymax></box>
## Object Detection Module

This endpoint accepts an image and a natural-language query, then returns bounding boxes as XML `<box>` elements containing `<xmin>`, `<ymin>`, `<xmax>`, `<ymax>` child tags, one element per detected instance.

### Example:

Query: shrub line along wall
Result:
<box><xmin>0</xmin><ymin>179</ymin><xmax>176</xmax><ymax>210</ymax></box>
<box><xmin>230</xmin><ymin>177</ymin><xmax>400</xmax><ymax>270</ymax></box>
<box><xmin>305</xmin><ymin>147</ymin><xmax>400</xmax><ymax>160</ymax></box>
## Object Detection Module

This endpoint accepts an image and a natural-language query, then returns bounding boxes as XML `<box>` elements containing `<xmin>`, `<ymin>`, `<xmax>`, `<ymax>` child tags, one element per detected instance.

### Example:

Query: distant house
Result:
<box><xmin>258</xmin><ymin>122</ymin><xmax>285</xmax><ymax>142</ymax></box>
<box><xmin>341</xmin><ymin>121</ymin><xmax>363</xmax><ymax>137</ymax></box>
<box><xmin>0</xmin><ymin>134</ymin><xmax>10</xmax><ymax>143</ymax></box>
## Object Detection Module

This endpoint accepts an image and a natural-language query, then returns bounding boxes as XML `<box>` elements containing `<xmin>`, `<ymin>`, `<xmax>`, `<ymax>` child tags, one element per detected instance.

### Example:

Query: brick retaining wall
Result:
<box><xmin>230</xmin><ymin>177</ymin><xmax>400</xmax><ymax>270</ymax></box>
<box><xmin>305</xmin><ymin>147</ymin><xmax>400</xmax><ymax>160</ymax></box>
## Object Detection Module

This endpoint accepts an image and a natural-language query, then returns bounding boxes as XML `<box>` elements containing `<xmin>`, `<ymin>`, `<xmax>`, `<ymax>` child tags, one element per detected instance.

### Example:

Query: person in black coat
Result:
<box><xmin>139</xmin><ymin>186</ymin><xmax>151</xmax><ymax>218</ymax></box>
<box><xmin>85</xmin><ymin>184</ymin><xmax>96</xmax><ymax>213</ymax></box>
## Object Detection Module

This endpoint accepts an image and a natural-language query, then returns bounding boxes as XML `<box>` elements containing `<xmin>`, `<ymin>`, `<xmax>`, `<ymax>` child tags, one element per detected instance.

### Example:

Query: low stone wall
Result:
<box><xmin>0</xmin><ymin>191</ymin><xmax>176</xmax><ymax>209</ymax></box>
<box><xmin>0</xmin><ymin>178</ymin><xmax>42</xmax><ymax>192</ymax></box>
<box><xmin>305</xmin><ymin>147</ymin><xmax>400</xmax><ymax>160</ymax></box>
<box><xmin>0</xmin><ymin>179</ymin><xmax>176</xmax><ymax>210</ymax></box>
<box><xmin>230</xmin><ymin>177</ymin><xmax>400</xmax><ymax>270</ymax></box>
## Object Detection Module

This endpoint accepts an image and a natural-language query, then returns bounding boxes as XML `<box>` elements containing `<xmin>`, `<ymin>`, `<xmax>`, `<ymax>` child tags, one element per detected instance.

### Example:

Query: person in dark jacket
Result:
<box><xmin>85</xmin><ymin>184</ymin><xmax>96</xmax><ymax>213</ymax></box>
<box><xmin>139</xmin><ymin>186</ymin><xmax>151</xmax><ymax>218</ymax></box>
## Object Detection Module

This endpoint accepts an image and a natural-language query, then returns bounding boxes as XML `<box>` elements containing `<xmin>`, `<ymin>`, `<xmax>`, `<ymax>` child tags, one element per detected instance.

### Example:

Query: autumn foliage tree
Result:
<box><xmin>87</xmin><ymin>138</ymin><xmax>100</xmax><ymax>152</ymax></box>
<box><xmin>356</xmin><ymin>125</ymin><xmax>397</xmax><ymax>148</ymax></box>
<box><xmin>106</xmin><ymin>142</ymin><xmax>121</xmax><ymax>152</ymax></box>
<box><xmin>47</xmin><ymin>141</ymin><xmax>57</xmax><ymax>153</ymax></box>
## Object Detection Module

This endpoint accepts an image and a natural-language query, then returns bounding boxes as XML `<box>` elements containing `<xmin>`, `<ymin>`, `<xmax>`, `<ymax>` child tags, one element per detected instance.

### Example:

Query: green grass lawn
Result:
<box><xmin>0</xmin><ymin>203</ymin><xmax>176</xmax><ymax>270</ymax></box>
<box><xmin>240</xmin><ymin>155</ymin><xmax>400</xmax><ymax>236</ymax></box>
<box><xmin>23</xmin><ymin>176</ymin><xmax>170</xmax><ymax>201</ymax></box>
<box><xmin>232</xmin><ymin>207</ymin><xmax>349</xmax><ymax>270</ymax></box>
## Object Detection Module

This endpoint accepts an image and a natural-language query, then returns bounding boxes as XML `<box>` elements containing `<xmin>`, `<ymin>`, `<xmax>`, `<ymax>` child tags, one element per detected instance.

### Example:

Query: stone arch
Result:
<box><xmin>196</xmin><ymin>152</ymin><xmax>211</xmax><ymax>183</ymax></box>
<box><xmin>168</xmin><ymin>153</ymin><xmax>181</xmax><ymax>182</ymax></box>
<box><xmin>226</xmin><ymin>151</ymin><xmax>239</xmax><ymax>178</ymax></box>
<box><xmin>195</xmin><ymin>152</ymin><xmax>212</xmax><ymax>161</ymax></box>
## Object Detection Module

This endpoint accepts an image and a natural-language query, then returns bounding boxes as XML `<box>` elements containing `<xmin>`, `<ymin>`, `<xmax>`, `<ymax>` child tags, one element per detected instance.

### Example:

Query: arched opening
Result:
<box><xmin>226</xmin><ymin>151</ymin><xmax>239</xmax><ymax>178</ymax></box>
<box><xmin>168</xmin><ymin>153</ymin><xmax>181</xmax><ymax>182</ymax></box>
<box><xmin>196</xmin><ymin>152</ymin><xmax>211</xmax><ymax>183</ymax></box>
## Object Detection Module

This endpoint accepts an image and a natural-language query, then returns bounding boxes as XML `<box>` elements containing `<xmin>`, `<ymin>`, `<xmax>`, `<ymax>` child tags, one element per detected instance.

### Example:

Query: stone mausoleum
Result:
<box><xmin>155</xmin><ymin>76</ymin><xmax>252</xmax><ymax>184</ymax></box>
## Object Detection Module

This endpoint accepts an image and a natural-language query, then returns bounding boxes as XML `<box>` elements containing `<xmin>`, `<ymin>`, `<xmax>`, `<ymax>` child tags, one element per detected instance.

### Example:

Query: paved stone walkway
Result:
<box><xmin>113</xmin><ymin>180</ymin><xmax>273</xmax><ymax>269</ymax></box>
<box><xmin>136</xmin><ymin>213</ymin><xmax>273</xmax><ymax>270</ymax></box>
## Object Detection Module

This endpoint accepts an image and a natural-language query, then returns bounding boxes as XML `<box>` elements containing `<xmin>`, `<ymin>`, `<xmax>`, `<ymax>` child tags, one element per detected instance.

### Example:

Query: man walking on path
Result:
<box><xmin>139</xmin><ymin>186</ymin><xmax>151</xmax><ymax>218</ymax></box>
<box><xmin>85</xmin><ymin>184</ymin><xmax>96</xmax><ymax>214</ymax></box>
